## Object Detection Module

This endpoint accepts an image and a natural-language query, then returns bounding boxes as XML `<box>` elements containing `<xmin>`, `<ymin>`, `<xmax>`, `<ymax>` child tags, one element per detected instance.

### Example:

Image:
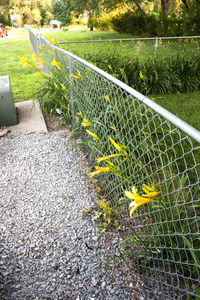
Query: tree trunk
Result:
<box><xmin>134</xmin><ymin>1</ymin><xmax>148</xmax><ymax>20</ymax></box>
<box><xmin>161</xmin><ymin>0</ymin><xmax>172</xmax><ymax>15</ymax></box>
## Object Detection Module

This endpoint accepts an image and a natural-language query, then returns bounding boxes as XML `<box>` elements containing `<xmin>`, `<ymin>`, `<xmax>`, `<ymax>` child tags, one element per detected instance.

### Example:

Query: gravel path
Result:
<box><xmin>0</xmin><ymin>133</ymin><xmax>145</xmax><ymax>300</ymax></box>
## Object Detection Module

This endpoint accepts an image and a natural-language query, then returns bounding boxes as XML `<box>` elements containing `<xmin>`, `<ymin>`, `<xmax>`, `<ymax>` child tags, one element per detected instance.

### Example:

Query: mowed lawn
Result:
<box><xmin>0</xmin><ymin>28</ymin><xmax>43</xmax><ymax>101</ymax></box>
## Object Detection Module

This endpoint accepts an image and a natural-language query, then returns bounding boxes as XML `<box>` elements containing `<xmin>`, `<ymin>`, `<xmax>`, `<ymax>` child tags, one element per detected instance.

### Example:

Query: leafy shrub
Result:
<box><xmin>111</xmin><ymin>10</ymin><xmax>158</xmax><ymax>36</ymax></box>
<box><xmin>110</xmin><ymin>8</ymin><xmax>200</xmax><ymax>37</ymax></box>
<box><xmin>93</xmin><ymin>15</ymin><xmax>114</xmax><ymax>32</ymax></box>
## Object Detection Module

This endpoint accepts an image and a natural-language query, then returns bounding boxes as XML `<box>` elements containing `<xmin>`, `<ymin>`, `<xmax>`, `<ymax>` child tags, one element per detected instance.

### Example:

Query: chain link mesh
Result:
<box><xmin>28</xmin><ymin>28</ymin><xmax>200</xmax><ymax>299</ymax></box>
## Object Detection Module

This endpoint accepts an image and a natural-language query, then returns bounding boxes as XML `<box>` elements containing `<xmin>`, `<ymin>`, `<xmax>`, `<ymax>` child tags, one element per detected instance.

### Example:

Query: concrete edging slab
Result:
<box><xmin>7</xmin><ymin>100</ymin><xmax>48</xmax><ymax>134</ymax></box>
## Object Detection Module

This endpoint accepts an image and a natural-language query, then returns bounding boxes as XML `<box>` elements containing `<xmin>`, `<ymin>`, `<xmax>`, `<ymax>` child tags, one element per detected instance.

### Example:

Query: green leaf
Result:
<box><xmin>182</xmin><ymin>235</ymin><xmax>200</xmax><ymax>270</ymax></box>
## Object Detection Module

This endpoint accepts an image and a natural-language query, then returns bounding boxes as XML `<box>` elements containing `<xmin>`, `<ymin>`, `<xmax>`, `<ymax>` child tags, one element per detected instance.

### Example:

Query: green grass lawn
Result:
<box><xmin>152</xmin><ymin>93</ymin><xmax>200</xmax><ymax>131</ymax></box>
<box><xmin>42</xmin><ymin>27</ymin><xmax>132</xmax><ymax>42</ymax></box>
<box><xmin>0</xmin><ymin>28</ymin><xmax>43</xmax><ymax>101</ymax></box>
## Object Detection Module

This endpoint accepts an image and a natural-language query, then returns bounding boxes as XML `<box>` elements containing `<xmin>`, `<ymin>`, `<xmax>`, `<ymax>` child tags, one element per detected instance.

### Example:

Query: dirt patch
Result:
<box><xmin>44</xmin><ymin>114</ymin><xmax>72</xmax><ymax>133</ymax></box>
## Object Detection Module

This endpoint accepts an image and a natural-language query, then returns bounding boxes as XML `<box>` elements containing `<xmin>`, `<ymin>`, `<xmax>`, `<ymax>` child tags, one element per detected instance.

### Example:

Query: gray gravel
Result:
<box><xmin>0</xmin><ymin>133</ymin><xmax>146</xmax><ymax>299</ymax></box>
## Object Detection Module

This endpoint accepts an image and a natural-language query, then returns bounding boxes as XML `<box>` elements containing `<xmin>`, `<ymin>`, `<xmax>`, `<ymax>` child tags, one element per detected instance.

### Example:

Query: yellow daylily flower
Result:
<box><xmin>89</xmin><ymin>166</ymin><xmax>111</xmax><ymax>178</ymax></box>
<box><xmin>32</xmin><ymin>53</ymin><xmax>40</xmax><ymax>60</ymax></box>
<box><xmin>96</xmin><ymin>153</ymin><xmax>121</xmax><ymax>163</ymax></box>
<box><xmin>105</xmin><ymin>160</ymin><xmax>120</xmax><ymax>175</ymax></box>
<box><xmin>48</xmin><ymin>49</ymin><xmax>53</xmax><ymax>55</ymax></box>
<box><xmin>77</xmin><ymin>69</ymin><xmax>82</xmax><ymax>78</ymax></box>
<box><xmin>77</xmin><ymin>112</ymin><xmax>83</xmax><ymax>116</ymax></box>
<box><xmin>54</xmin><ymin>83</ymin><xmax>59</xmax><ymax>89</ymax></box>
<box><xmin>60</xmin><ymin>83</ymin><xmax>67</xmax><ymax>91</ymax></box>
<box><xmin>37</xmin><ymin>45</ymin><xmax>44</xmax><ymax>51</ymax></box>
<box><xmin>89</xmin><ymin>170</ymin><xmax>102</xmax><ymax>177</ymax></box>
<box><xmin>31</xmin><ymin>53</ymin><xmax>46</xmax><ymax>65</ymax></box>
<box><xmin>95</xmin><ymin>166</ymin><xmax>111</xmax><ymax>172</ymax></box>
<box><xmin>109</xmin><ymin>137</ymin><xmax>128</xmax><ymax>156</ymax></box>
<box><xmin>109</xmin><ymin>137</ymin><xmax>123</xmax><ymax>152</ymax></box>
<box><xmin>104</xmin><ymin>95</ymin><xmax>110</xmax><ymax>102</ymax></box>
<box><xmin>97</xmin><ymin>200</ymin><xmax>111</xmax><ymax>211</ymax></box>
<box><xmin>139</xmin><ymin>71</ymin><xmax>144</xmax><ymax>80</ymax></box>
<box><xmin>86</xmin><ymin>130</ymin><xmax>99</xmax><ymax>141</ymax></box>
<box><xmin>110</xmin><ymin>126</ymin><xmax>117</xmax><ymax>131</ymax></box>
<box><xmin>125</xmin><ymin>186</ymin><xmax>159</xmax><ymax>218</ymax></box>
<box><xmin>142</xmin><ymin>191</ymin><xmax>160</xmax><ymax>198</ymax></box>
<box><xmin>71</xmin><ymin>74</ymin><xmax>80</xmax><ymax>79</ymax></box>
<box><xmin>142</xmin><ymin>183</ymin><xmax>160</xmax><ymax>198</ymax></box>
<box><xmin>38</xmin><ymin>57</ymin><xmax>46</xmax><ymax>65</ymax></box>
<box><xmin>19</xmin><ymin>56</ymin><xmax>32</xmax><ymax>67</ymax></box>
<box><xmin>50</xmin><ymin>58</ymin><xmax>61</xmax><ymax>70</ymax></box>
<box><xmin>48</xmin><ymin>38</ymin><xmax>57</xmax><ymax>45</ymax></box>
<box><xmin>105</xmin><ymin>160</ymin><xmax>115</xmax><ymax>167</ymax></box>
<box><xmin>43</xmin><ymin>73</ymin><xmax>53</xmax><ymax>78</ymax></box>
<box><xmin>143</xmin><ymin>184</ymin><xmax>154</xmax><ymax>191</ymax></box>
<box><xmin>81</xmin><ymin>118</ymin><xmax>91</xmax><ymax>127</ymax></box>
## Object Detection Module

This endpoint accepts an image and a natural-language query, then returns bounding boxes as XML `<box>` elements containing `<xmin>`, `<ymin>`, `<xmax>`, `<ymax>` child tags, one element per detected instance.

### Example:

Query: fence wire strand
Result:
<box><xmin>27</xmin><ymin>28</ymin><xmax>200</xmax><ymax>300</ymax></box>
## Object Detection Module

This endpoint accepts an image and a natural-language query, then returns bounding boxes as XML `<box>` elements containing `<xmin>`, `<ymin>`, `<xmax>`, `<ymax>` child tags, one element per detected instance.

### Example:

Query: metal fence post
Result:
<box><xmin>36</xmin><ymin>33</ymin><xmax>41</xmax><ymax>55</ymax></box>
<box><xmin>68</xmin><ymin>56</ymin><xmax>75</xmax><ymax>125</ymax></box>
<box><xmin>155</xmin><ymin>36</ymin><xmax>158</xmax><ymax>55</ymax></box>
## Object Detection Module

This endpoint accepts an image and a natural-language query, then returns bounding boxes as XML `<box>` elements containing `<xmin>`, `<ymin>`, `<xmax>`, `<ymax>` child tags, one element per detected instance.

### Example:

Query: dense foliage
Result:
<box><xmin>63</xmin><ymin>39</ymin><xmax>200</xmax><ymax>95</ymax></box>
<box><xmin>49</xmin><ymin>0</ymin><xmax>200</xmax><ymax>36</ymax></box>
<box><xmin>1</xmin><ymin>0</ymin><xmax>199</xmax><ymax>36</ymax></box>
<box><xmin>110</xmin><ymin>3</ymin><xmax>200</xmax><ymax>36</ymax></box>
<box><xmin>0</xmin><ymin>0</ymin><xmax>52</xmax><ymax>26</ymax></box>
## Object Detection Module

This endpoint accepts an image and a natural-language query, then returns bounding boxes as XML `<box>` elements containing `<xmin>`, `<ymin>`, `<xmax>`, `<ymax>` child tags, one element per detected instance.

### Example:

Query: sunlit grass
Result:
<box><xmin>0</xmin><ymin>29</ymin><xmax>43</xmax><ymax>101</ymax></box>
<box><xmin>42</xmin><ymin>28</ymin><xmax>132</xmax><ymax>42</ymax></box>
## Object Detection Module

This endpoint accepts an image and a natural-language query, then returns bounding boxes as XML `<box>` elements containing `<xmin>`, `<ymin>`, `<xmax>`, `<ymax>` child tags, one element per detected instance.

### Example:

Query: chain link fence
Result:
<box><xmin>27</xmin><ymin>28</ymin><xmax>200</xmax><ymax>299</ymax></box>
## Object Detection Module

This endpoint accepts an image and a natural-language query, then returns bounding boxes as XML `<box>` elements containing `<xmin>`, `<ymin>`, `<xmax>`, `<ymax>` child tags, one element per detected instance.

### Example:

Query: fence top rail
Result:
<box><xmin>57</xmin><ymin>35</ymin><xmax>200</xmax><ymax>44</ymax></box>
<box><xmin>38</xmin><ymin>34</ymin><xmax>200</xmax><ymax>143</ymax></box>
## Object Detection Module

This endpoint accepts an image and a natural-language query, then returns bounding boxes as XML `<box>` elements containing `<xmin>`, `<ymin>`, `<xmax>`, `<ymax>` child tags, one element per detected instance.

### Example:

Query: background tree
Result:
<box><xmin>51</xmin><ymin>0</ymin><xmax>101</xmax><ymax>30</ymax></box>
<box><xmin>8</xmin><ymin>0</ymin><xmax>52</xmax><ymax>26</ymax></box>
<box><xmin>51</xmin><ymin>0</ymin><xmax>73</xmax><ymax>26</ymax></box>
<box><xmin>0</xmin><ymin>0</ymin><xmax>10</xmax><ymax>25</ymax></box>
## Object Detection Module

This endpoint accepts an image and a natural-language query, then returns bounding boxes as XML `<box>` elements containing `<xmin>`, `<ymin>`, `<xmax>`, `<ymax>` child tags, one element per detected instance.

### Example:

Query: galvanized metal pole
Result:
<box><xmin>155</xmin><ymin>36</ymin><xmax>158</xmax><ymax>55</ymax></box>
<box><xmin>68</xmin><ymin>56</ymin><xmax>75</xmax><ymax>125</ymax></box>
